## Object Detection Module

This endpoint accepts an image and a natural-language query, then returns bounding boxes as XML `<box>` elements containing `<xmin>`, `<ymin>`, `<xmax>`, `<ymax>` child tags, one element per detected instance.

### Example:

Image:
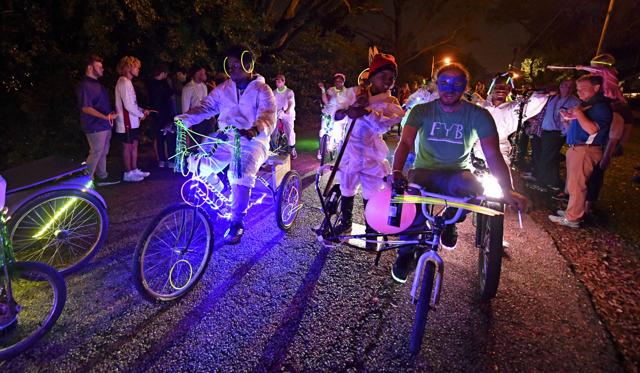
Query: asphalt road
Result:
<box><xmin>1</xmin><ymin>150</ymin><xmax>624</xmax><ymax>372</ymax></box>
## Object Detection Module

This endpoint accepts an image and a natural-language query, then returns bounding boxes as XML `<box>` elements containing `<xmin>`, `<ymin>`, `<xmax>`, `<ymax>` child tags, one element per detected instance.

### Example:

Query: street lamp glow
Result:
<box><xmin>444</xmin><ymin>57</ymin><xmax>451</xmax><ymax>65</ymax></box>
<box><xmin>512</xmin><ymin>73</ymin><xmax>519</xmax><ymax>79</ymax></box>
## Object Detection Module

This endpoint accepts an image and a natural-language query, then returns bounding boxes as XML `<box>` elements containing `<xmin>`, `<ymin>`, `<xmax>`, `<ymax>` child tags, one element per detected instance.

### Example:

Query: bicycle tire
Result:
<box><xmin>319</xmin><ymin>134</ymin><xmax>329</xmax><ymax>166</ymax></box>
<box><xmin>409</xmin><ymin>260</ymin><xmax>436</xmax><ymax>355</ymax></box>
<box><xmin>9</xmin><ymin>189</ymin><xmax>109</xmax><ymax>275</ymax></box>
<box><xmin>0</xmin><ymin>261</ymin><xmax>67</xmax><ymax>360</ymax></box>
<box><xmin>478</xmin><ymin>202</ymin><xmax>504</xmax><ymax>300</ymax></box>
<box><xmin>132</xmin><ymin>203</ymin><xmax>214</xmax><ymax>302</ymax></box>
<box><xmin>276</xmin><ymin>171</ymin><xmax>301</xmax><ymax>231</ymax></box>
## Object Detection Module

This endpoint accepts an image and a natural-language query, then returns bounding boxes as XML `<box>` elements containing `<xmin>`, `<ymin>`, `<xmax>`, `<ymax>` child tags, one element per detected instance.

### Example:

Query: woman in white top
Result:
<box><xmin>115</xmin><ymin>56</ymin><xmax>150</xmax><ymax>182</ymax></box>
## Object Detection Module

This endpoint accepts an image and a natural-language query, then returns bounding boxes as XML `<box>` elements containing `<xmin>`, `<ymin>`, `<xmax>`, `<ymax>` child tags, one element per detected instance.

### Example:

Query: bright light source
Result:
<box><xmin>444</xmin><ymin>57</ymin><xmax>451</xmax><ymax>65</ymax></box>
<box><xmin>478</xmin><ymin>174</ymin><xmax>503</xmax><ymax>199</ymax></box>
<box><xmin>512</xmin><ymin>73</ymin><xmax>519</xmax><ymax>79</ymax></box>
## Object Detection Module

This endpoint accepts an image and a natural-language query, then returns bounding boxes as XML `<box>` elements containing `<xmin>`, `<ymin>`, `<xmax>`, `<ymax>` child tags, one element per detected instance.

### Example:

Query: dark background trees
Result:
<box><xmin>0</xmin><ymin>0</ymin><xmax>367</xmax><ymax>169</ymax></box>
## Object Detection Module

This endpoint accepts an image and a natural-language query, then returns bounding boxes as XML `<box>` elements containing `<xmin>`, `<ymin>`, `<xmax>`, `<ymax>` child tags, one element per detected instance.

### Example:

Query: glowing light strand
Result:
<box><xmin>32</xmin><ymin>180</ymin><xmax>94</xmax><ymax>239</ymax></box>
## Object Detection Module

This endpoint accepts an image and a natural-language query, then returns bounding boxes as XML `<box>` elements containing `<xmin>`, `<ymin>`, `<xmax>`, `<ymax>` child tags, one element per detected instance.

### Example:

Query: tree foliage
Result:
<box><xmin>0</xmin><ymin>0</ymin><xmax>371</xmax><ymax>169</ymax></box>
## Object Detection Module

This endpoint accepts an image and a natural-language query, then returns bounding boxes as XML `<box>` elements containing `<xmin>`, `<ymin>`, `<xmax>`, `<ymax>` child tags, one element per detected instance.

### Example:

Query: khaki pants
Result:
<box><xmin>565</xmin><ymin>146</ymin><xmax>602</xmax><ymax>222</ymax></box>
<box><xmin>85</xmin><ymin>130</ymin><xmax>112</xmax><ymax>179</ymax></box>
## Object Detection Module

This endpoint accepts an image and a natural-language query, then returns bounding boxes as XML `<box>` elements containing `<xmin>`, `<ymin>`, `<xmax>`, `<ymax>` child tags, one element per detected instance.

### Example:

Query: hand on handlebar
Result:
<box><xmin>238</xmin><ymin>127</ymin><xmax>258</xmax><ymax>140</ymax></box>
<box><xmin>503</xmin><ymin>190</ymin><xmax>528</xmax><ymax>212</ymax></box>
<box><xmin>390</xmin><ymin>170</ymin><xmax>408</xmax><ymax>192</ymax></box>
<box><xmin>346</xmin><ymin>106</ymin><xmax>370</xmax><ymax>119</ymax></box>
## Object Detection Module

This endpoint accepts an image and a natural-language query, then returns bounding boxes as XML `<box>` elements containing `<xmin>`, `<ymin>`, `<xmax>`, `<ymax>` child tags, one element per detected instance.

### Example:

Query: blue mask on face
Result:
<box><xmin>437</xmin><ymin>75</ymin><xmax>467</xmax><ymax>93</ymax></box>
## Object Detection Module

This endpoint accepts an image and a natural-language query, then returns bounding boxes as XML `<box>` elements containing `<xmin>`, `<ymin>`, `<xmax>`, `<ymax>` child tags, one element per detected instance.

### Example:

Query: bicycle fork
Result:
<box><xmin>410</xmin><ymin>250</ymin><xmax>444</xmax><ymax>308</ymax></box>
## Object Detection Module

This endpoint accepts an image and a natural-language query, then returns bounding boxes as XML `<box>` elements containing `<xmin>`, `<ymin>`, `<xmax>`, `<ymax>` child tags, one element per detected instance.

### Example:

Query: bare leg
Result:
<box><xmin>123</xmin><ymin>143</ymin><xmax>132</xmax><ymax>171</ymax></box>
<box><xmin>131</xmin><ymin>140</ymin><xmax>139</xmax><ymax>170</ymax></box>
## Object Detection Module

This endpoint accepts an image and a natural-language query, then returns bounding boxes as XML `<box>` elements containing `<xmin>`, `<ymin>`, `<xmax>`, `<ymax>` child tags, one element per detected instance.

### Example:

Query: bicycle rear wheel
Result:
<box><xmin>409</xmin><ymin>261</ymin><xmax>436</xmax><ymax>356</ymax></box>
<box><xmin>133</xmin><ymin>203</ymin><xmax>214</xmax><ymax>302</ymax></box>
<box><xmin>0</xmin><ymin>261</ymin><xmax>67</xmax><ymax>360</ymax></box>
<box><xmin>477</xmin><ymin>202</ymin><xmax>504</xmax><ymax>300</ymax></box>
<box><xmin>9</xmin><ymin>189</ymin><xmax>108</xmax><ymax>275</ymax></box>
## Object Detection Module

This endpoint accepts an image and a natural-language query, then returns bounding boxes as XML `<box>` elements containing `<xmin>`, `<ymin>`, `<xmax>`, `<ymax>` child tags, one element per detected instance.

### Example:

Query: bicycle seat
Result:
<box><xmin>2</xmin><ymin>156</ymin><xmax>86</xmax><ymax>195</ymax></box>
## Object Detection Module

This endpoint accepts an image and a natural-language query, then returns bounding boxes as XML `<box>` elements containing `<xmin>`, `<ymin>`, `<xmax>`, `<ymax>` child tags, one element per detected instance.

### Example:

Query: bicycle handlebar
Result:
<box><xmin>315</xmin><ymin>166</ymin><xmax>502</xmax><ymax>227</ymax></box>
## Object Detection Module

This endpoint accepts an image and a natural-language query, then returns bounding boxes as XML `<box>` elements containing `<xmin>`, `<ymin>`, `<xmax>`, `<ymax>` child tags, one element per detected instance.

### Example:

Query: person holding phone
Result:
<box><xmin>548</xmin><ymin>74</ymin><xmax>612</xmax><ymax>228</ymax></box>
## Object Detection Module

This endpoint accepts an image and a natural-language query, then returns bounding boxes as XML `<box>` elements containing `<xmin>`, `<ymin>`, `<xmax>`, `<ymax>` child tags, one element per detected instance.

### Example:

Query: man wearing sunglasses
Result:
<box><xmin>390</xmin><ymin>63</ymin><xmax>527</xmax><ymax>283</ymax></box>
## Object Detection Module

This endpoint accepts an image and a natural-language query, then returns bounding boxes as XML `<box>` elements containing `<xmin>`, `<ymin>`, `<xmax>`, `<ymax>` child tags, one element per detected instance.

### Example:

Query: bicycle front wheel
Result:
<box><xmin>0</xmin><ymin>261</ymin><xmax>67</xmax><ymax>360</ymax></box>
<box><xmin>478</xmin><ymin>202</ymin><xmax>504</xmax><ymax>300</ymax></box>
<box><xmin>9</xmin><ymin>189</ymin><xmax>108</xmax><ymax>275</ymax></box>
<box><xmin>133</xmin><ymin>203</ymin><xmax>214</xmax><ymax>302</ymax></box>
<box><xmin>276</xmin><ymin>171</ymin><xmax>301</xmax><ymax>231</ymax></box>
<box><xmin>409</xmin><ymin>261</ymin><xmax>436</xmax><ymax>356</ymax></box>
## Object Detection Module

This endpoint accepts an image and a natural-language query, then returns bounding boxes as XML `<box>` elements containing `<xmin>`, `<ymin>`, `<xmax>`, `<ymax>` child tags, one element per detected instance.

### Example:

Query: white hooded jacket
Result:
<box><xmin>404</xmin><ymin>88</ymin><xmax>439</xmax><ymax>110</ymax></box>
<box><xmin>474</xmin><ymin>92</ymin><xmax>549</xmax><ymax>160</ymax></box>
<box><xmin>322</xmin><ymin>86</ymin><xmax>357</xmax><ymax>117</ymax></box>
<box><xmin>338</xmin><ymin>90</ymin><xmax>405</xmax><ymax>177</ymax></box>
<box><xmin>177</xmin><ymin>75</ymin><xmax>276</xmax><ymax>150</ymax></box>
<box><xmin>274</xmin><ymin>86</ymin><xmax>295</xmax><ymax>122</ymax></box>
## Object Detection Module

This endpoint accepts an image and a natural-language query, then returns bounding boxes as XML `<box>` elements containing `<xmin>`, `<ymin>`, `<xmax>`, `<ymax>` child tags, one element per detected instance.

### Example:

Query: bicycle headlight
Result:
<box><xmin>479</xmin><ymin>174</ymin><xmax>503</xmax><ymax>199</ymax></box>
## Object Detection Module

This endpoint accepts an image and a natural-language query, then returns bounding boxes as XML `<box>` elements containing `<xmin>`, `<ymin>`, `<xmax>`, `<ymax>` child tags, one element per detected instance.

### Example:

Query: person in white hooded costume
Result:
<box><xmin>332</xmin><ymin>53</ymin><xmax>405</xmax><ymax>249</ymax></box>
<box><xmin>175</xmin><ymin>45</ymin><xmax>276</xmax><ymax>244</ymax></box>
<box><xmin>272</xmin><ymin>73</ymin><xmax>297</xmax><ymax>158</ymax></box>
<box><xmin>473</xmin><ymin>74</ymin><xmax>549</xmax><ymax>165</ymax></box>
<box><xmin>318</xmin><ymin>73</ymin><xmax>357</xmax><ymax>159</ymax></box>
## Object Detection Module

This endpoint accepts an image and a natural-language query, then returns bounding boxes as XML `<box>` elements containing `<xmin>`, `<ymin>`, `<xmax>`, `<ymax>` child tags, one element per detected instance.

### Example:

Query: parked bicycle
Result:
<box><xmin>3</xmin><ymin>156</ymin><xmax>109</xmax><ymax>275</ymax></box>
<box><xmin>314</xmin><ymin>165</ymin><xmax>505</xmax><ymax>355</ymax></box>
<box><xmin>133</xmin><ymin>120</ymin><xmax>303</xmax><ymax>302</ymax></box>
<box><xmin>0</xmin><ymin>175</ymin><xmax>67</xmax><ymax>360</ymax></box>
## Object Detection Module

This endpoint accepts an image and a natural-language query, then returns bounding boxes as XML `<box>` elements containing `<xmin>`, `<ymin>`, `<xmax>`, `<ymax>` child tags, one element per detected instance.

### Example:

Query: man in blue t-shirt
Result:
<box><xmin>76</xmin><ymin>55</ymin><xmax>119</xmax><ymax>185</ymax></box>
<box><xmin>548</xmin><ymin>74</ymin><xmax>612</xmax><ymax>228</ymax></box>
<box><xmin>390</xmin><ymin>63</ymin><xmax>527</xmax><ymax>283</ymax></box>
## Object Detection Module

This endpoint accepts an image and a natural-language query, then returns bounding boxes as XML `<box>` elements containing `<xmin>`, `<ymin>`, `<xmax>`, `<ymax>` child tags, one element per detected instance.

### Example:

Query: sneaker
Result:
<box><xmin>332</xmin><ymin>220</ymin><xmax>352</xmax><ymax>236</ymax></box>
<box><xmin>123</xmin><ymin>171</ymin><xmax>144</xmax><ymax>182</ymax></box>
<box><xmin>548</xmin><ymin>215</ymin><xmax>579</xmax><ymax>228</ymax></box>
<box><xmin>158</xmin><ymin>161</ymin><xmax>166</xmax><ymax>168</ymax></box>
<box><xmin>391</xmin><ymin>253</ymin><xmax>412</xmax><ymax>284</ymax></box>
<box><xmin>224</xmin><ymin>221</ymin><xmax>244</xmax><ymax>245</ymax></box>
<box><xmin>546</xmin><ymin>185</ymin><xmax>561</xmax><ymax>193</ymax></box>
<box><xmin>95</xmin><ymin>176</ymin><xmax>121</xmax><ymax>187</ymax></box>
<box><xmin>134</xmin><ymin>168</ymin><xmax>151</xmax><ymax>178</ymax></box>
<box><xmin>290</xmin><ymin>147</ymin><xmax>297</xmax><ymax>160</ymax></box>
<box><xmin>556</xmin><ymin>209</ymin><xmax>566</xmax><ymax>217</ymax></box>
<box><xmin>521</xmin><ymin>174</ymin><xmax>537</xmax><ymax>182</ymax></box>
<box><xmin>552</xmin><ymin>192</ymin><xmax>569</xmax><ymax>201</ymax></box>
<box><xmin>440</xmin><ymin>224</ymin><xmax>458</xmax><ymax>250</ymax></box>
<box><xmin>167</xmin><ymin>161</ymin><xmax>175</xmax><ymax>169</ymax></box>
